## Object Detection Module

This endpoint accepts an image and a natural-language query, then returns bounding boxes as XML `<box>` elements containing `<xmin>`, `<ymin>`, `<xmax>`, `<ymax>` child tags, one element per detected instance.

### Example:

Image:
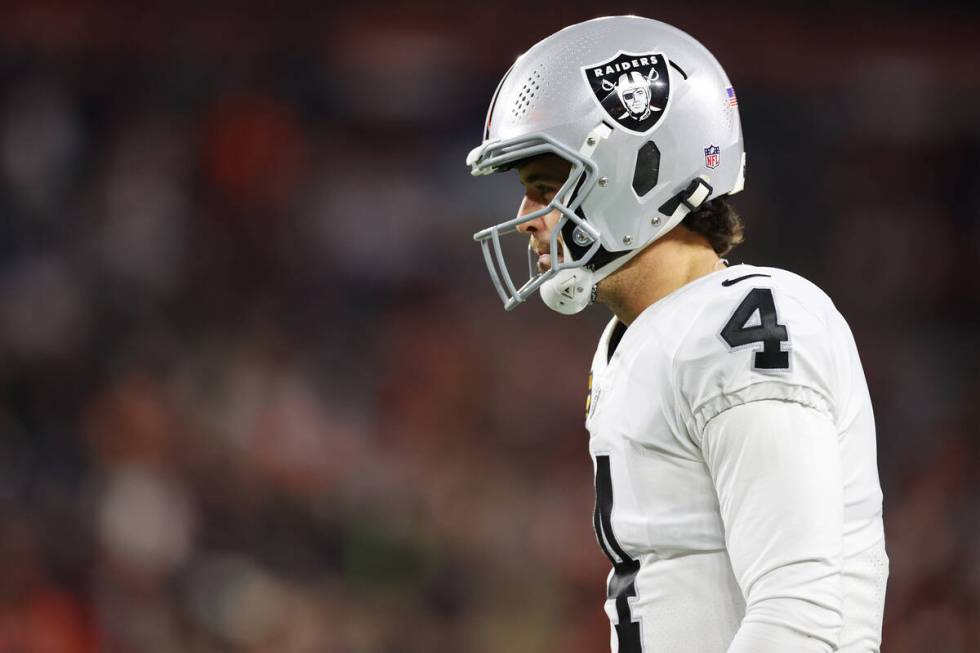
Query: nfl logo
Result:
<box><xmin>704</xmin><ymin>145</ymin><xmax>720</xmax><ymax>169</ymax></box>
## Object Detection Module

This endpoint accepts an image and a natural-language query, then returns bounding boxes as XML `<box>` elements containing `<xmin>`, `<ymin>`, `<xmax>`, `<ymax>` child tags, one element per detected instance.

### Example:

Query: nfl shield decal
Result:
<box><xmin>583</xmin><ymin>51</ymin><xmax>671</xmax><ymax>134</ymax></box>
<box><xmin>704</xmin><ymin>145</ymin><xmax>721</xmax><ymax>169</ymax></box>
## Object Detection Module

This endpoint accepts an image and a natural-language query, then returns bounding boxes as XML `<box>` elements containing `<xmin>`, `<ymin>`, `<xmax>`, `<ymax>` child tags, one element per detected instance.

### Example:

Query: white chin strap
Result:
<box><xmin>539</xmin><ymin>176</ymin><xmax>713</xmax><ymax>315</ymax></box>
<box><xmin>539</xmin><ymin>268</ymin><xmax>594</xmax><ymax>315</ymax></box>
<box><xmin>539</xmin><ymin>252</ymin><xmax>632</xmax><ymax>315</ymax></box>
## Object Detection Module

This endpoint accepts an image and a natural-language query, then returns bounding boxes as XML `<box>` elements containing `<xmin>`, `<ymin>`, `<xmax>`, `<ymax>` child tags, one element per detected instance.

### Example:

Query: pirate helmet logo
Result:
<box><xmin>614</xmin><ymin>71</ymin><xmax>657</xmax><ymax>120</ymax></box>
<box><xmin>583</xmin><ymin>51</ymin><xmax>671</xmax><ymax>133</ymax></box>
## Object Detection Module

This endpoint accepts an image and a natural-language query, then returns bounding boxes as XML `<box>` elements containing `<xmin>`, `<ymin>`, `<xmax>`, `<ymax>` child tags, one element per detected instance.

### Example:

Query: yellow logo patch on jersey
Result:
<box><xmin>585</xmin><ymin>372</ymin><xmax>593</xmax><ymax>419</ymax></box>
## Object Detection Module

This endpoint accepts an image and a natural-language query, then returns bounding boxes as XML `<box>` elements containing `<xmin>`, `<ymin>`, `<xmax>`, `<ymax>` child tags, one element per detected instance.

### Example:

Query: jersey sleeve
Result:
<box><xmin>703</xmin><ymin>399</ymin><xmax>844</xmax><ymax>652</ymax></box>
<box><xmin>672</xmin><ymin>275</ymin><xmax>839</xmax><ymax>446</ymax></box>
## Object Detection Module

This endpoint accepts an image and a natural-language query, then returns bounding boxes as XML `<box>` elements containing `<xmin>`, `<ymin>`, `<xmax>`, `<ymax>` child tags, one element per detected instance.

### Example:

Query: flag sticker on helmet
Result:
<box><xmin>726</xmin><ymin>86</ymin><xmax>738</xmax><ymax>107</ymax></box>
<box><xmin>583</xmin><ymin>51</ymin><xmax>671</xmax><ymax>134</ymax></box>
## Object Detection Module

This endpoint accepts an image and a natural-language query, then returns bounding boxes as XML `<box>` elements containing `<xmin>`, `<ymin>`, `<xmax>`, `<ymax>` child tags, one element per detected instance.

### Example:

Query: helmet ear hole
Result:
<box><xmin>632</xmin><ymin>141</ymin><xmax>661</xmax><ymax>196</ymax></box>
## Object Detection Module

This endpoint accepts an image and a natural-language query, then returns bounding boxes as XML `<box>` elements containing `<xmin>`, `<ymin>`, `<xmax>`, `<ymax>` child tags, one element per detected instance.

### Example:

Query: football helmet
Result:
<box><xmin>467</xmin><ymin>15</ymin><xmax>745</xmax><ymax>313</ymax></box>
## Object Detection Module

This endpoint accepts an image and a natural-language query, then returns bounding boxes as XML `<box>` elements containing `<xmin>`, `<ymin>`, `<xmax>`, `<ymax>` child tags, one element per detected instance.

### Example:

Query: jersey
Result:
<box><xmin>586</xmin><ymin>263</ymin><xmax>888</xmax><ymax>653</ymax></box>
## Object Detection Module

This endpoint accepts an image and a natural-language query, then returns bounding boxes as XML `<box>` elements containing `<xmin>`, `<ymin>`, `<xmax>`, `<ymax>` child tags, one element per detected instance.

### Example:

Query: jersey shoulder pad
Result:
<box><xmin>671</xmin><ymin>266</ymin><xmax>840</xmax><ymax>441</ymax></box>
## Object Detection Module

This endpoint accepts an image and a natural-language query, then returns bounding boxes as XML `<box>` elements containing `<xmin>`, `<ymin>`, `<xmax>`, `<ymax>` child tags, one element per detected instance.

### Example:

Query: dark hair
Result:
<box><xmin>681</xmin><ymin>196</ymin><xmax>744</xmax><ymax>256</ymax></box>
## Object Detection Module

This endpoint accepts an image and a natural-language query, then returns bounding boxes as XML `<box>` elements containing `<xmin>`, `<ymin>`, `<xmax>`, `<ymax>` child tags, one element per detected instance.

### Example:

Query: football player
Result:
<box><xmin>466</xmin><ymin>16</ymin><xmax>888</xmax><ymax>653</ymax></box>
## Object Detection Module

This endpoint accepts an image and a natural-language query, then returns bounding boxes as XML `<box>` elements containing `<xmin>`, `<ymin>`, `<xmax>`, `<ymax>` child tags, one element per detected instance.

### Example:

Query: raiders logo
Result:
<box><xmin>583</xmin><ymin>51</ymin><xmax>671</xmax><ymax>134</ymax></box>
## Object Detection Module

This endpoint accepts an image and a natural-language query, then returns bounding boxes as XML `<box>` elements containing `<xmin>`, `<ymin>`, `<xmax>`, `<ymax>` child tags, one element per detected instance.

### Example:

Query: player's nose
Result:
<box><xmin>515</xmin><ymin>195</ymin><xmax>549</xmax><ymax>235</ymax></box>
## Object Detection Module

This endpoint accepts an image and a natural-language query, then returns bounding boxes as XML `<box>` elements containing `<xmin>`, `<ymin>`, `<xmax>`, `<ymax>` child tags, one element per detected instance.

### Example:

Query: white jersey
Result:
<box><xmin>586</xmin><ymin>264</ymin><xmax>888</xmax><ymax>653</ymax></box>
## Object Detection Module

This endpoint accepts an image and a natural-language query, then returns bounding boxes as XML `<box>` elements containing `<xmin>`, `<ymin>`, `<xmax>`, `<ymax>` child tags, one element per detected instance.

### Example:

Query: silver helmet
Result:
<box><xmin>467</xmin><ymin>15</ymin><xmax>745</xmax><ymax>313</ymax></box>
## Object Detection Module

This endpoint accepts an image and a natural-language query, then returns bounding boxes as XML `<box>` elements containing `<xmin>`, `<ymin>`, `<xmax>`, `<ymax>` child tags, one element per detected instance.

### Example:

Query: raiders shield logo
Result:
<box><xmin>583</xmin><ymin>51</ymin><xmax>671</xmax><ymax>134</ymax></box>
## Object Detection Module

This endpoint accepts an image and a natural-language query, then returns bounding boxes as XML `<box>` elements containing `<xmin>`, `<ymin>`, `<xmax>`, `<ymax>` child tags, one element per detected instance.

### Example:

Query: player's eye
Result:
<box><xmin>536</xmin><ymin>184</ymin><xmax>559</xmax><ymax>199</ymax></box>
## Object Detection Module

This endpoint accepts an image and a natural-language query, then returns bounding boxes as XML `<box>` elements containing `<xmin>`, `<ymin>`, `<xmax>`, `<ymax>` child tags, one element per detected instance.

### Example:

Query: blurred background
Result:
<box><xmin>0</xmin><ymin>1</ymin><xmax>977</xmax><ymax>651</ymax></box>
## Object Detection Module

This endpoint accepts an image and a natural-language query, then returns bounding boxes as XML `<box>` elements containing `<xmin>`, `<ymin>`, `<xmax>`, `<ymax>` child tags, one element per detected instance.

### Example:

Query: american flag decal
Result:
<box><xmin>726</xmin><ymin>87</ymin><xmax>738</xmax><ymax>107</ymax></box>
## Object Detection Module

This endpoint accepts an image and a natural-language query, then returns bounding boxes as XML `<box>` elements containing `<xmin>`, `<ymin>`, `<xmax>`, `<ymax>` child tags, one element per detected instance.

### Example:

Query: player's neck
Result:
<box><xmin>597</xmin><ymin>227</ymin><xmax>722</xmax><ymax>326</ymax></box>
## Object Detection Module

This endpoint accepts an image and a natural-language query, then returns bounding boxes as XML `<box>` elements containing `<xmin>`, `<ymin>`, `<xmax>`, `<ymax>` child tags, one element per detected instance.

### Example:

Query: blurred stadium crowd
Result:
<box><xmin>0</xmin><ymin>2</ymin><xmax>977</xmax><ymax>652</ymax></box>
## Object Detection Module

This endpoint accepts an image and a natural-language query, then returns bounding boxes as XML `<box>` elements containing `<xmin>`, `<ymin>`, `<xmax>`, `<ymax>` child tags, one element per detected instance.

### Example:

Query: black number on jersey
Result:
<box><xmin>594</xmin><ymin>455</ymin><xmax>643</xmax><ymax>653</ymax></box>
<box><xmin>720</xmin><ymin>288</ymin><xmax>790</xmax><ymax>370</ymax></box>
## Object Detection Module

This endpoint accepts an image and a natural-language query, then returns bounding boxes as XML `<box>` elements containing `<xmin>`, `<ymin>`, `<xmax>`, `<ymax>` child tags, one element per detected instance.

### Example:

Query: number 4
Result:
<box><xmin>720</xmin><ymin>288</ymin><xmax>791</xmax><ymax>370</ymax></box>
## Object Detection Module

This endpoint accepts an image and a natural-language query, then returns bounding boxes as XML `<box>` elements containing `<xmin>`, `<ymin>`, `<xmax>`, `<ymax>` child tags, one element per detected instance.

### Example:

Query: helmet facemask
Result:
<box><xmin>469</xmin><ymin>133</ymin><xmax>604</xmax><ymax>311</ymax></box>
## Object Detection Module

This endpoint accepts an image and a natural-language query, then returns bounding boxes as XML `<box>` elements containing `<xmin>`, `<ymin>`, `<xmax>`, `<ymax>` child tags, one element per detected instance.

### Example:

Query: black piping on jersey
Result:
<box><xmin>594</xmin><ymin>455</ymin><xmax>642</xmax><ymax>653</ymax></box>
<box><xmin>607</xmin><ymin>321</ymin><xmax>628</xmax><ymax>363</ymax></box>
<box><xmin>721</xmin><ymin>273</ymin><xmax>771</xmax><ymax>287</ymax></box>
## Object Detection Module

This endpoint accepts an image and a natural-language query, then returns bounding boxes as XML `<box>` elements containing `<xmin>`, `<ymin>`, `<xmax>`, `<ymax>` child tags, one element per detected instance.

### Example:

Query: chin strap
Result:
<box><xmin>539</xmin><ymin>267</ymin><xmax>595</xmax><ymax>315</ymax></box>
<box><xmin>656</xmin><ymin>176</ymin><xmax>713</xmax><ymax>224</ymax></box>
<box><xmin>540</xmin><ymin>176</ymin><xmax>714</xmax><ymax>315</ymax></box>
